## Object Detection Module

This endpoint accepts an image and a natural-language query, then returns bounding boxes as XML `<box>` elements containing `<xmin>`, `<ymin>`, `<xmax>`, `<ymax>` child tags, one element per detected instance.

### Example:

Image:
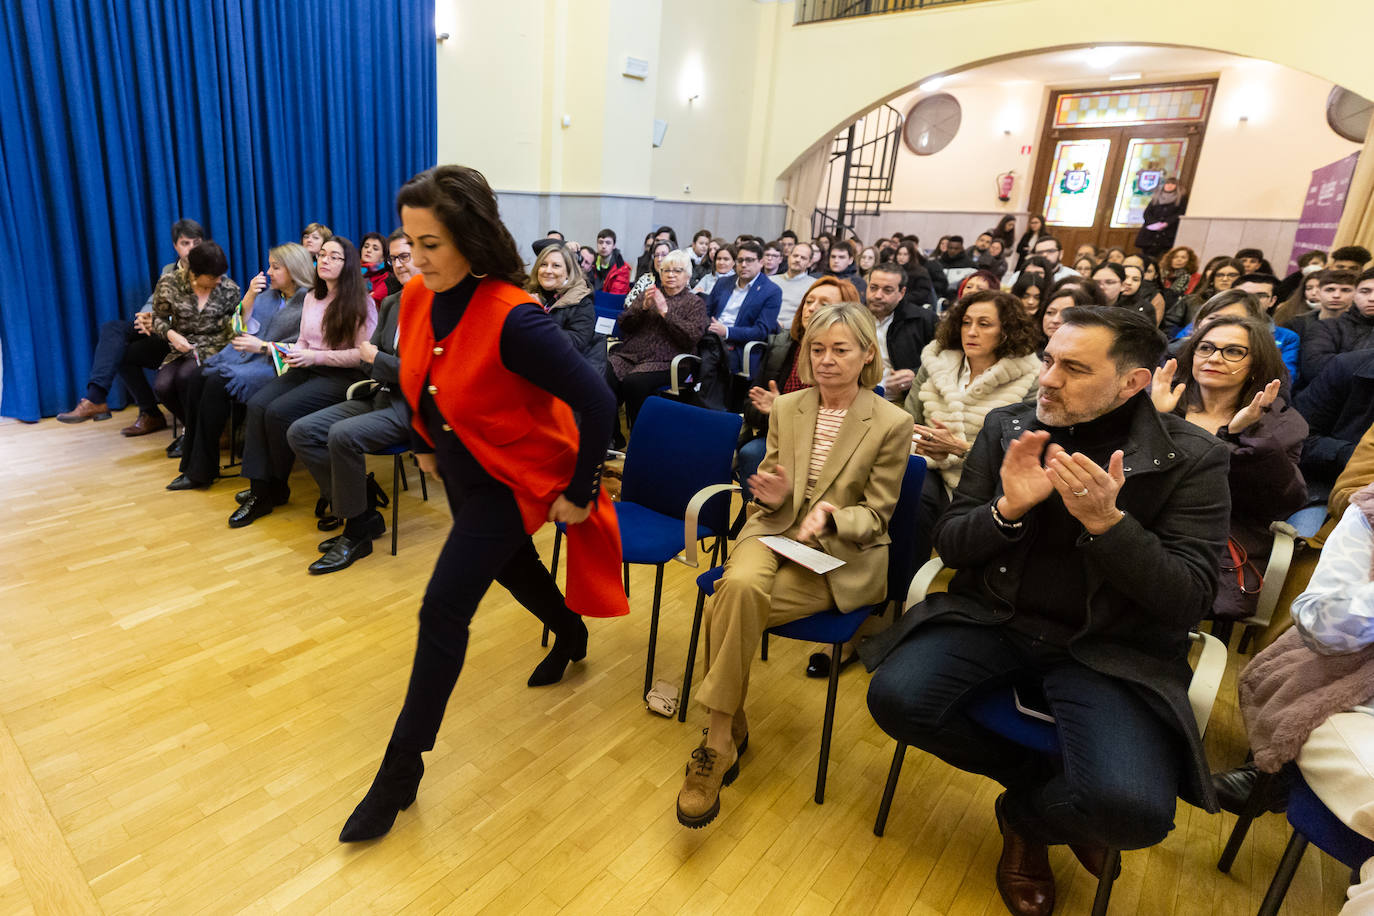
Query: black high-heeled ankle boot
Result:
<box><xmin>338</xmin><ymin>745</ymin><xmax>424</xmax><ymax>843</ymax></box>
<box><xmin>527</xmin><ymin>619</ymin><xmax>589</xmax><ymax>687</ymax></box>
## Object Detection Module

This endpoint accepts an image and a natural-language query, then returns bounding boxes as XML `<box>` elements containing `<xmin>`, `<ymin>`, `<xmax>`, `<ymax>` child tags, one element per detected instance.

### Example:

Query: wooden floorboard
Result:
<box><xmin>0</xmin><ymin>412</ymin><xmax>1355</xmax><ymax>914</ymax></box>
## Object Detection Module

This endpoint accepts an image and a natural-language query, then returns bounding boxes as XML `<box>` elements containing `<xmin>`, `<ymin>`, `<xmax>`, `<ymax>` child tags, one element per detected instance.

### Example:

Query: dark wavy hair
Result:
<box><xmin>394</xmin><ymin>165</ymin><xmax>526</xmax><ymax>287</ymax></box>
<box><xmin>1173</xmin><ymin>315</ymin><xmax>1287</xmax><ymax>416</ymax></box>
<box><xmin>314</xmin><ymin>237</ymin><xmax>371</xmax><ymax>349</ymax></box>
<box><xmin>935</xmin><ymin>290</ymin><xmax>1039</xmax><ymax>359</ymax></box>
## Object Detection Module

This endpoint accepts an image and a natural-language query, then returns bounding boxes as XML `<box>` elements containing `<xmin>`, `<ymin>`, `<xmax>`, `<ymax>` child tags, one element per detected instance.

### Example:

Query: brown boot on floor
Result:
<box><xmin>121</xmin><ymin>411</ymin><xmax>167</xmax><ymax>437</ymax></box>
<box><xmin>56</xmin><ymin>398</ymin><xmax>111</xmax><ymax>423</ymax></box>
<box><xmin>994</xmin><ymin>793</ymin><xmax>1055</xmax><ymax>916</ymax></box>
<box><xmin>677</xmin><ymin>740</ymin><xmax>738</xmax><ymax>829</ymax></box>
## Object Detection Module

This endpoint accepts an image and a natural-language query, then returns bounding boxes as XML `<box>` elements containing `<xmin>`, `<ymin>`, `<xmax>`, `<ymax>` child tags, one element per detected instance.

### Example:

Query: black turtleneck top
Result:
<box><xmin>413</xmin><ymin>275</ymin><xmax>614</xmax><ymax>506</ymax></box>
<box><xmin>1011</xmin><ymin>393</ymin><xmax>1141</xmax><ymax>638</ymax></box>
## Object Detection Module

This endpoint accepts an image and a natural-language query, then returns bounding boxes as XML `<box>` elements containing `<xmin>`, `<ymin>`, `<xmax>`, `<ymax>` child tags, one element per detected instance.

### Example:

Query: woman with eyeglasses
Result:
<box><xmin>228</xmin><ymin>237</ymin><xmax>377</xmax><ymax>527</ymax></box>
<box><xmin>606</xmin><ymin>249</ymin><xmax>709</xmax><ymax>446</ymax></box>
<box><xmin>1167</xmin><ymin>257</ymin><xmax>1244</xmax><ymax>338</ymax></box>
<box><xmin>1167</xmin><ymin>288</ymin><xmax>1300</xmax><ymax>383</ymax></box>
<box><xmin>1151</xmin><ymin>313</ymin><xmax>1307</xmax><ymax>628</ymax></box>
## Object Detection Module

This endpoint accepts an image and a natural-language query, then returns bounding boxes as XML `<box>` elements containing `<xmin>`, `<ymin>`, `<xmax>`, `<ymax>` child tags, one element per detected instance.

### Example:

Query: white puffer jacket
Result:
<box><xmin>904</xmin><ymin>341</ymin><xmax>1041</xmax><ymax>489</ymax></box>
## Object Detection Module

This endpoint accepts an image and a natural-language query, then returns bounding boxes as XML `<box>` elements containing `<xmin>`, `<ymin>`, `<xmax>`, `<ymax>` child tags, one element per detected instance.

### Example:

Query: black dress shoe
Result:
<box><xmin>315</xmin><ymin>496</ymin><xmax>331</xmax><ymax>518</ymax></box>
<box><xmin>165</xmin><ymin>434</ymin><xmax>184</xmax><ymax>458</ymax></box>
<box><xmin>1213</xmin><ymin>762</ymin><xmax>1292</xmax><ymax>815</ymax></box>
<box><xmin>309</xmin><ymin>535</ymin><xmax>373</xmax><ymax>574</ymax></box>
<box><xmin>229</xmin><ymin>494</ymin><xmax>275</xmax><ymax>528</ymax></box>
<box><xmin>166</xmin><ymin>473</ymin><xmax>208</xmax><ymax>491</ymax></box>
<box><xmin>339</xmin><ymin>746</ymin><xmax>424</xmax><ymax>843</ymax></box>
<box><xmin>235</xmin><ymin>488</ymin><xmax>252</xmax><ymax>505</ymax></box>
<box><xmin>528</xmin><ymin>619</ymin><xmax>589</xmax><ymax>686</ymax></box>
<box><xmin>318</xmin><ymin>511</ymin><xmax>386</xmax><ymax>551</ymax></box>
<box><xmin>318</xmin><ymin>535</ymin><xmax>342</xmax><ymax>553</ymax></box>
<box><xmin>317</xmin><ymin>515</ymin><xmax>342</xmax><ymax>532</ymax></box>
<box><xmin>805</xmin><ymin>650</ymin><xmax>859</xmax><ymax>679</ymax></box>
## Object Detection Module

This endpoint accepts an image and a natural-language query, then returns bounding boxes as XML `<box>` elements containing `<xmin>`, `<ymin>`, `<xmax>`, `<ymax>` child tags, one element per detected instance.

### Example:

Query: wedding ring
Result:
<box><xmin>1072</xmin><ymin>488</ymin><xmax>1089</xmax><ymax>497</ymax></box>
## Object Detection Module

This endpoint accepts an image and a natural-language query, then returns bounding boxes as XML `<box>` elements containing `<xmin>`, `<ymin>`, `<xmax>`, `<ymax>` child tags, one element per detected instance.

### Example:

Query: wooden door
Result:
<box><xmin>1027</xmin><ymin>82</ymin><xmax>1215</xmax><ymax>260</ymax></box>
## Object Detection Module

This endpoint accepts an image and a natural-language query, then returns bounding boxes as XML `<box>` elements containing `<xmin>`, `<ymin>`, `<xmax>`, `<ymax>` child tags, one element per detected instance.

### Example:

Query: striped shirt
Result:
<box><xmin>807</xmin><ymin>407</ymin><xmax>848</xmax><ymax>496</ymax></box>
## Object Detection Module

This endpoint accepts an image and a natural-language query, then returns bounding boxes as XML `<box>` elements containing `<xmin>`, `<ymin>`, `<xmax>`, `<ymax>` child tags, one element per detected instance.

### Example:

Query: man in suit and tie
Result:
<box><xmin>706</xmin><ymin>239</ymin><xmax>782</xmax><ymax>373</ymax></box>
<box><xmin>287</xmin><ymin>230</ymin><xmax>416</xmax><ymax>575</ymax></box>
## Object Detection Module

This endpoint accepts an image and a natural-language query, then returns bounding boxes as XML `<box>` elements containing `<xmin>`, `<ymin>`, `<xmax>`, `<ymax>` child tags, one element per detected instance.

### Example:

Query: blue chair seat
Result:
<box><xmin>966</xmin><ymin>689</ymin><xmax>1062</xmax><ymax>757</ymax></box>
<box><xmin>1289</xmin><ymin>773</ymin><xmax>1374</xmax><ymax>869</ymax></box>
<box><xmin>617</xmin><ymin>502</ymin><xmax>713</xmax><ymax>565</ymax></box>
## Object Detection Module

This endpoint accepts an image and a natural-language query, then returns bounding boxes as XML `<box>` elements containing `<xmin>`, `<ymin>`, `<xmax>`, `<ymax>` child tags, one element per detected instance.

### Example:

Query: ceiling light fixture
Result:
<box><xmin>1109</xmin><ymin>72</ymin><xmax>1143</xmax><ymax>81</ymax></box>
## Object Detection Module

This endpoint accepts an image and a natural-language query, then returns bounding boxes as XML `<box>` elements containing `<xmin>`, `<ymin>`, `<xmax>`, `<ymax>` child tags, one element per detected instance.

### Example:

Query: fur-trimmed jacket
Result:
<box><xmin>904</xmin><ymin>342</ymin><xmax>1040</xmax><ymax>489</ymax></box>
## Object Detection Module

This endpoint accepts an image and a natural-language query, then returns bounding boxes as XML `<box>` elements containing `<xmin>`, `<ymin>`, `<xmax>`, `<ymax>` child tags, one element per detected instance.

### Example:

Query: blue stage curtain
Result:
<box><xmin>0</xmin><ymin>0</ymin><xmax>436</xmax><ymax>421</ymax></box>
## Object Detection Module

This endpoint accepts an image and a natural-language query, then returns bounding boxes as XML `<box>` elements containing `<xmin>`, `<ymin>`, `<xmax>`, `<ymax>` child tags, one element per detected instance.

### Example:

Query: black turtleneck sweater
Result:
<box><xmin>414</xmin><ymin>275</ymin><xmax>614</xmax><ymax>507</ymax></box>
<box><xmin>1010</xmin><ymin>394</ymin><xmax>1141</xmax><ymax>638</ymax></box>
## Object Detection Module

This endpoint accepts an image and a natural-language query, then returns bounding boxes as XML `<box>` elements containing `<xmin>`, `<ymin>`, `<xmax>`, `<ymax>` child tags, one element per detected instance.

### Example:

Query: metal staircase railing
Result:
<box><xmin>812</xmin><ymin>104</ymin><xmax>903</xmax><ymax>242</ymax></box>
<box><xmin>795</xmin><ymin>0</ymin><xmax>984</xmax><ymax>24</ymax></box>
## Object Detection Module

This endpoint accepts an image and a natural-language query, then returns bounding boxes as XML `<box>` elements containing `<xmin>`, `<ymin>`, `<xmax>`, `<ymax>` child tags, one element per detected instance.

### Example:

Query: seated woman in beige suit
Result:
<box><xmin>676</xmin><ymin>300</ymin><xmax>913</xmax><ymax>828</ymax></box>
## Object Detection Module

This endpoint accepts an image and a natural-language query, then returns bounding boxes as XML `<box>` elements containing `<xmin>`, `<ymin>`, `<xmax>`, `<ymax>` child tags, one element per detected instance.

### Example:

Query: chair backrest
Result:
<box><xmin>885</xmin><ymin>455</ymin><xmax>929</xmax><ymax>606</ymax></box>
<box><xmin>592</xmin><ymin>291</ymin><xmax>622</xmax><ymax>336</ymax></box>
<box><xmin>620</xmin><ymin>397</ymin><xmax>743</xmax><ymax>534</ymax></box>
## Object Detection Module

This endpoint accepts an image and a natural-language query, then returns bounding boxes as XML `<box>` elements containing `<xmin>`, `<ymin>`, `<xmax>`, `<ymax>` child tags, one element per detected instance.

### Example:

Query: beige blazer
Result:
<box><xmin>743</xmin><ymin>387</ymin><xmax>914</xmax><ymax>611</ymax></box>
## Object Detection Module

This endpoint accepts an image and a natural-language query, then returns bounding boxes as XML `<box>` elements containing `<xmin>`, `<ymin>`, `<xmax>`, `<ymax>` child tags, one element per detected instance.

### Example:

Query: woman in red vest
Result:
<box><xmin>339</xmin><ymin>166</ymin><xmax>628</xmax><ymax>843</ymax></box>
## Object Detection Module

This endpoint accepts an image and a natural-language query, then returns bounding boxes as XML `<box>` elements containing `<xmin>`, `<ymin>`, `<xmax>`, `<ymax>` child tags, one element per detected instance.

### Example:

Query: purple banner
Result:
<box><xmin>1289</xmin><ymin>152</ymin><xmax>1360</xmax><ymax>274</ymax></box>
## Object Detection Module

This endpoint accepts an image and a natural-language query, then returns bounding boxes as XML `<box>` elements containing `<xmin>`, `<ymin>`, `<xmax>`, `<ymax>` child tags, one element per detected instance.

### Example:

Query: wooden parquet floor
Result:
<box><xmin>0</xmin><ymin>411</ymin><xmax>1355</xmax><ymax>915</ymax></box>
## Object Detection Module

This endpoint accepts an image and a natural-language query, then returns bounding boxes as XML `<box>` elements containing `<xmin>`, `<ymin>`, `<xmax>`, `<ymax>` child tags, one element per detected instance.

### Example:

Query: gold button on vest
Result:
<box><xmin>427</xmin><ymin>384</ymin><xmax>438</xmax><ymax>395</ymax></box>
<box><xmin>433</xmin><ymin>346</ymin><xmax>444</xmax><ymax>355</ymax></box>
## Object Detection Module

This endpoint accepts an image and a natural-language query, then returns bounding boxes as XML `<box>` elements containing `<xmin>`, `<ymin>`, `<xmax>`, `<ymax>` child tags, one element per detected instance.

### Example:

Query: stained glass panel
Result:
<box><xmin>1110</xmin><ymin>138</ymin><xmax>1188</xmax><ymax>228</ymax></box>
<box><xmin>1042</xmin><ymin>138</ymin><xmax>1112</xmax><ymax>228</ymax></box>
<box><xmin>1053</xmin><ymin>85</ymin><xmax>1211</xmax><ymax>129</ymax></box>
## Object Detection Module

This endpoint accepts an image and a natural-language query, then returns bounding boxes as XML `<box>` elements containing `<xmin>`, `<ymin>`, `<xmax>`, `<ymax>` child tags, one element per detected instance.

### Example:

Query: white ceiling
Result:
<box><xmin>918</xmin><ymin>45</ymin><xmax>1269</xmax><ymax>92</ymax></box>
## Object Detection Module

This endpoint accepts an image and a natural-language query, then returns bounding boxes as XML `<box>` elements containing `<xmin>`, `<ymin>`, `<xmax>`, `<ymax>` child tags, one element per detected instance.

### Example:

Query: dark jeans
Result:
<box><xmin>240</xmin><ymin>368</ymin><xmax>360</xmax><ymax>487</ymax></box>
<box><xmin>153</xmin><ymin>353</ymin><xmax>201</xmax><ymax>424</ymax></box>
<box><xmin>179</xmin><ymin>370</ymin><xmax>238</xmax><ymax>484</ymax></box>
<box><xmin>913</xmin><ymin>472</ymin><xmax>950</xmax><ymax>569</ymax></box>
<box><xmin>604</xmin><ymin>364</ymin><xmax>670</xmax><ymax>441</ymax></box>
<box><xmin>388</xmin><ymin>474</ymin><xmax>583</xmax><ymax>753</ymax></box>
<box><xmin>867</xmin><ymin>621</ymin><xmax>1182</xmax><ymax>851</ymax></box>
<box><xmin>87</xmin><ymin>319</ymin><xmax>168</xmax><ymax>409</ymax></box>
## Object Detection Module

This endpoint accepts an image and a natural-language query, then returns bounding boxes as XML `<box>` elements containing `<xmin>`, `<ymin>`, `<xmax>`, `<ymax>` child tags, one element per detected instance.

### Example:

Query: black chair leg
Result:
<box><xmin>623</xmin><ymin>562</ymin><xmax>630</xmax><ymax>598</ymax></box>
<box><xmin>1210</xmin><ymin>619</ymin><xmax>1234</xmax><ymax>647</ymax></box>
<box><xmin>761</xmin><ymin>632</ymin><xmax>769</xmax><ymax>661</ymax></box>
<box><xmin>1218</xmin><ymin>770</ymin><xmax>1276</xmax><ymax>873</ymax></box>
<box><xmin>390</xmin><ymin>454</ymin><xmax>400</xmax><ymax>556</ymax></box>
<box><xmin>398</xmin><ymin>458</ymin><xmax>409</xmax><ymax>491</ymax></box>
<box><xmin>1237</xmin><ymin>625</ymin><xmax>1256</xmax><ymax>654</ymax></box>
<box><xmin>1257</xmin><ymin>831</ymin><xmax>1310</xmax><ymax>916</ymax></box>
<box><xmin>643</xmin><ymin>564</ymin><xmax>665</xmax><ymax>699</ymax></box>
<box><xmin>874</xmin><ymin>742</ymin><xmax>908</xmax><ymax>836</ymax></box>
<box><xmin>814</xmin><ymin>641</ymin><xmax>842</xmax><ymax>804</ymax></box>
<box><xmin>1090</xmin><ymin>849</ymin><xmax>1120</xmax><ymax>916</ymax></box>
<box><xmin>680</xmin><ymin>588</ymin><xmax>708</xmax><ymax>723</ymax></box>
<box><xmin>418</xmin><ymin>469</ymin><xmax>428</xmax><ymax>501</ymax></box>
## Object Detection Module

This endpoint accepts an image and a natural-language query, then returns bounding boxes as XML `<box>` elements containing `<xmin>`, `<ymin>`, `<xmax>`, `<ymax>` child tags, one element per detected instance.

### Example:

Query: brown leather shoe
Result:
<box><xmin>677</xmin><ymin>742</ymin><xmax>738</xmax><ymax>828</ymax></box>
<box><xmin>56</xmin><ymin>398</ymin><xmax>111</xmax><ymax>423</ymax></box>
<box><xmin>1068</xmin><ymin>842</ymin><xmax>1120</xmax><ymax>879</ymax></box>
<box><xmin>994</xmin><ymin>793</ymin><xmax>1055</xmax><ymax>916</ymax></box>
<box><xmin>121</xmin><ymin>411</ymin><xmax>167</xmax><ymax>437</ymax></box>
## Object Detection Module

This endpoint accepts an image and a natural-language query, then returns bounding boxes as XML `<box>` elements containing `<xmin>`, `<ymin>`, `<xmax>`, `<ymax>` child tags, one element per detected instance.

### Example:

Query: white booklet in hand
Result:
<box><xmin>759</xmin><ymin>535</ymin><xmax>846</xmax><ymax>575</ymax></box>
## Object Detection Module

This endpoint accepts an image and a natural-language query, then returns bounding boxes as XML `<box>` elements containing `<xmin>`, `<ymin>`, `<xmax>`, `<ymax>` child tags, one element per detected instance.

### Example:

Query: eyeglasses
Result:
<box><xmin>736</xmin><ymin>255</ymin><xmax>759</xmax><ymax>264</ymax></box>
<box><xmin>1195</xmin><ymin>341</ymin><xmax>1250</xmax><ymax>362</ymax></box>
<box><xmin>318</xmin><ymin>253</ymin><xmax>345</xmax><ymax>265</ymax></box>
<box><xmin>391</xmin><ymin>251</ymin><xmax>412</xmax><ymax>263</ymax></box>
<box><xmin>1214</xmin><ymin>270</ymin><xmax>1240</xmax><ymax>280</ymax></box>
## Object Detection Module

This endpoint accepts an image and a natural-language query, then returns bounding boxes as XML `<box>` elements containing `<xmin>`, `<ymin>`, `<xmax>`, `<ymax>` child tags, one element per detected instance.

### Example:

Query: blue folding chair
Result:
<box><xmin>679</xmin><ymin>455</ymin><xmax>926</xmax><ymax>804</ymax></box>
<box><xmin>873</xmin><ymin>556</ymin><xmax>1228</xmax><ymax>916</ymax></box>
<box><xmin>549</xmin><ymin>397</ymin><xmax>741</xmax><ymax>698</ymax></box>
<box><xmin>1253</xmin><ymin>772</ymin><xmax>1374</xmax><ymax>915</ymax></box>
<box><xmin>592</xmin><ymin>291</ymin><xmax>623</xmax><ymax>338</ymax></box>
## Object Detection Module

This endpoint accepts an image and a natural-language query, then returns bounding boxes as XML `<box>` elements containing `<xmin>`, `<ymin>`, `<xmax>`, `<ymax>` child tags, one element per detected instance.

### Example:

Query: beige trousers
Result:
<box><xmin>695</xmin><ymin>535</ymin><xmax>836</xmax><ymax>715</ymax></box>
<box><xmin>1297</xmin><ymin>711</ymin><xmax>1374</xmax><ymax>914</ymax></box>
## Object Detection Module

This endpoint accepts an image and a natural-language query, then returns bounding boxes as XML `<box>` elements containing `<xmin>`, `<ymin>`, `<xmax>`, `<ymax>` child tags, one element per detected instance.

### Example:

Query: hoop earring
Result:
<box><xmin>471</xmin><ymin>271</ymin><xmax>488</xmax><ymax>279</ymax></box>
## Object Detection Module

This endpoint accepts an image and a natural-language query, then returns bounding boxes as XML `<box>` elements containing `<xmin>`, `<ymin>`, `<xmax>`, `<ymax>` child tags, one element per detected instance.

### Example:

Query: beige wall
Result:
<box><xmin>868</xmin><ymin>61</ymin><xmax>1358</xmax><ymax>223</ymax></box>
<box><xmin>763</xmin><ymin>0</ymin><xmax>1374</xmax><ymax>202</ymax></box>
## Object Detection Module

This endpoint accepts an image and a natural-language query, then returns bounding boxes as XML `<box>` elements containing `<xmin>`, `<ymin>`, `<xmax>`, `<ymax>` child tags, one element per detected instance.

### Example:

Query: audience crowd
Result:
<box><xmin>56</xmin><ymin>187</ymin><xmax>1374</xmax><ymax>913</ymax></box>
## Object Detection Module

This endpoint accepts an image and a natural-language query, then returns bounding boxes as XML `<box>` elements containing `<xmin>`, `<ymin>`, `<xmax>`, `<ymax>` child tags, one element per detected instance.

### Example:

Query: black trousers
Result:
<box><xmin>867</xmin><ymin>621</ymin><xmax>1183</xmax><ymax>851</ymax></box>
<box><xmin>388</xmin><ymin>474</ymin><xmax>582</xmax><ymax>753</ymax></box>
<box><xmin>179</xmin><ymin>370</ymin><xmax>237</xmax><ymax>484</ymax></box>
<box><xmin>604</xmin><ymin>364</ymin><xmax>670</xmax><ymax>439</ymax></box>
<box><xmin>86</xmin><ymin>319</ymin><xmax>169</xmax><ymax>409</ymax></box>
<box><xmin>240</xmin><ymin>368</ymin><xmax>359</xmax><ymax>488</ymax></box>
<box><xmin>153</xmin><ymin>354</ymin><xmax>201</xmax><ymax>424</ymax></box>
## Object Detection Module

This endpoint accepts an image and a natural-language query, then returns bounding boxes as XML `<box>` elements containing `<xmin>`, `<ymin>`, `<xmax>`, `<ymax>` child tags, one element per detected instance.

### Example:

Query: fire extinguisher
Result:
<box><xmin>996</xmin><ymin>171</ymin><xmax>1015</xmax><ymax>202</ymax></box>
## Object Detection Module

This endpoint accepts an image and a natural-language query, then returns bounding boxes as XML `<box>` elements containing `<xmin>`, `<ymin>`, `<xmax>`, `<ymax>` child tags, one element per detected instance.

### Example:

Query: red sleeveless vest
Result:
<box><xmin>398</xmin><ymin>275</ymin><xmax>628</xmax><ymax>618</ymax></box>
